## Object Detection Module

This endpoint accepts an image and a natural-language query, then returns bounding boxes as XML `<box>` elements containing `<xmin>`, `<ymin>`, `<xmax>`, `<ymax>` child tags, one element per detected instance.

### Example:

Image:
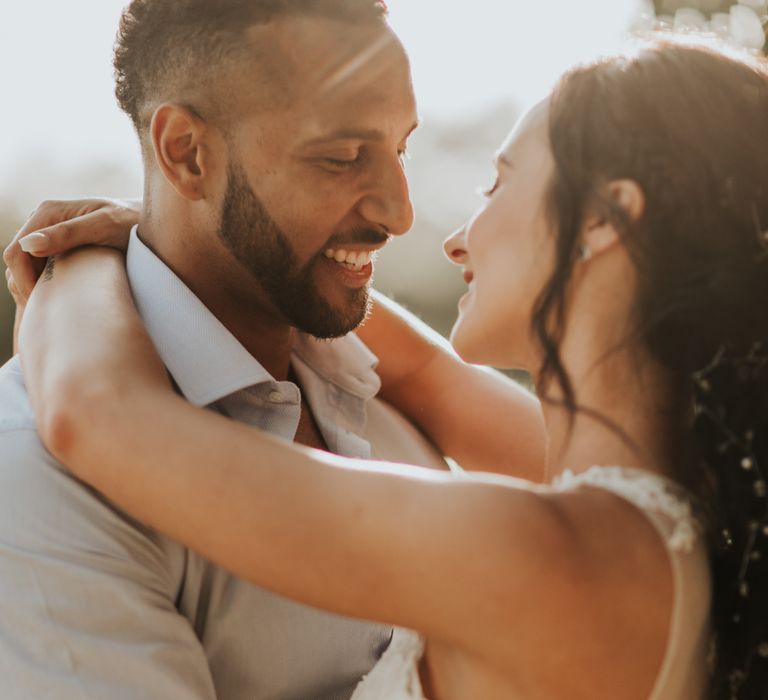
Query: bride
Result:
<box><xmin>7</xmin><ymin>40</ymin><xmax>768</xmax><ymax>699</ymax></box>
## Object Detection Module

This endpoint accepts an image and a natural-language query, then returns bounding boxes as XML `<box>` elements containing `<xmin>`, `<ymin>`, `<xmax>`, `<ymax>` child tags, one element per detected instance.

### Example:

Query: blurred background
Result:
<box><xmin>0</xmin><ymin>0</ymin><xmax>764</xmax><ymax>365</ymax></box>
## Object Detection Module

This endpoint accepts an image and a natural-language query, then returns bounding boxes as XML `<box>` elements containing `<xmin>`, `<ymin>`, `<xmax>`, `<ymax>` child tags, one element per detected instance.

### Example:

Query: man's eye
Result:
<box><xmin>323</xmin><ymin>155</ymin><xmax>361</xmax><ymax>168</ymax></box>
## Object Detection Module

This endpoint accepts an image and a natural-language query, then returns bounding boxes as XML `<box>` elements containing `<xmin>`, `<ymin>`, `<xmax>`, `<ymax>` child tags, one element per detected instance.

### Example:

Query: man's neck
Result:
<box><xmin>195</xmin><ymin>290</ymin><xmax>296</xmax><ymax>381</ymax></box>
<box><xmin>136</xmin><ymin>219</ymin><xmax>295</xmax><ymax>381</ymax></box>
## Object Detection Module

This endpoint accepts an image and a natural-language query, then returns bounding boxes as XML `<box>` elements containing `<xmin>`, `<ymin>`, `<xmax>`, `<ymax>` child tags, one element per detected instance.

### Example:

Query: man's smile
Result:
<box><xmin>322</xmin><ymin>245</ymin><xmax>383</xmax><ymax>272</ymax></box>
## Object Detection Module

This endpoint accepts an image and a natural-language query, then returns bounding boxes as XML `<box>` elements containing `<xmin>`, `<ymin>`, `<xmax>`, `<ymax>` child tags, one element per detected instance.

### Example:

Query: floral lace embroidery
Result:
<box><xmin>351</xmin><ymin>628</ymin><xmax>426</xmax><ymax>700</ymax></box>
<box><xmin>553</xmin><ymin>466</ymin><xmax>700</xmax><ymax>553</ymax></box>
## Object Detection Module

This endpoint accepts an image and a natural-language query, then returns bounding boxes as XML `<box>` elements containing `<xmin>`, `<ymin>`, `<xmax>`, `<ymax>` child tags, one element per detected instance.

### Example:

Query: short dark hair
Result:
<box><xmin>113</xmin><ymin>0</ymin><xmax>388</xmax><ymax>135</ymax></box>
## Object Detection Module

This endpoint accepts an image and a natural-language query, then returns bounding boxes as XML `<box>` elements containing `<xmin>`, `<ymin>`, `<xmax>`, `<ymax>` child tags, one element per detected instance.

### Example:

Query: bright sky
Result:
<box><xmin>0</xmin><ymin>0</ymin><xmax>638</xmax><ymax>196</ymax></box>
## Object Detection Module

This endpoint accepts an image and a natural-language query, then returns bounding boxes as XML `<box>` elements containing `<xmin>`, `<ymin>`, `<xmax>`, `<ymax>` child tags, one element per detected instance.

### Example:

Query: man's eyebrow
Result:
<box><xmin>303</xmin><ymin>121</ymin><xmax>420</xmax><ymax>146</ymax></box>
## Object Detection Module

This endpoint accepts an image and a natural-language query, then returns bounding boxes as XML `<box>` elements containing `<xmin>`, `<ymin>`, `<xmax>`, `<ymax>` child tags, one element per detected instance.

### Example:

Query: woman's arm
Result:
<box><xmin>4</xmin><ymin>198</ymin><xmax>139</xmax><ymax>354</ymax></box>
<box><xmin>3</xmin><ymin>197</ymin><xmax>140</xmax><ymax>301</ymax></box>
<box><xmin>5</xmin><ymin>198</ymin><xmax>546</xmax><ymax>480</ymax></box>
<box><xmin>358</xmin><ymin>291</ymin><xmax>547</xmax><ymax>480</ymax></box>
<box><xmin>19</xmin><ymin>249</ymin><xmax>603</xmax><ymax>657</ymax></box>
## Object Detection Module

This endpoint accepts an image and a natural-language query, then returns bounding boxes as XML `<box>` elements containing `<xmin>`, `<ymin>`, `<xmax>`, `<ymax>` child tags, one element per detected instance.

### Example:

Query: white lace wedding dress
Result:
<box><xmin>351</xmin><ymin>466</ymin><xmax>711</xmax><ymax>700</ymax></box>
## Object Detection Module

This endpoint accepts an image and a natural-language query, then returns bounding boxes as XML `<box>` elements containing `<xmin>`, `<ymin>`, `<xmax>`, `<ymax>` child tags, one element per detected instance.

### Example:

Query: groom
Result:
<box><xmin>0</xmin><ymin>2</ymin><xmax>444</xmax><ymax>698</ymax></box>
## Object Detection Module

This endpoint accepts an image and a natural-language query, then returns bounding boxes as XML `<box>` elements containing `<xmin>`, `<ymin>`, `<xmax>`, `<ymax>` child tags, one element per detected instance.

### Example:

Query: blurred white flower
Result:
<box><xmin>730</xmin><ymin>4</ymin><xmax>765</xmax><ymax>48</ymax></box>
<box><xmin>675</xmin><ymin>7</ymin><xmax>709</xmax><ymax>29</ymax></box>
<box><xmin>657</xmin><ymin>13</ymin><xmax>676</xmax><ymax>29</ymax></box>
<box><xmin>642</xmin><ymin>1</ymin><xmax>766</xmax><ymax>51</ymax></box>
<box><xmin>633</xmin><ymin>1</ymin><xmax>659</xmax><ymax>31</ymax></box>
<box><xmin>710</xmin><ymin>11</ymin><xmax>732</xmax><ymax>35</ymax></box>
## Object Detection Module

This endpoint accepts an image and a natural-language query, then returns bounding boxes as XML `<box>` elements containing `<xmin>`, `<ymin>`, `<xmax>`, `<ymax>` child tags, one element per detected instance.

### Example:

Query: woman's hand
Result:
<box><xmin>358</xmin><ymin>291</ymin><xmax>547</xmax><ymax>480</ymax></box>
<box><xmin>3</xmin><ymin>197</ymin><xmax>140</xmax><ymax>304</ymax></box>
<box><xmin>3</xmin><ymin>197</ymin><xmax>140</xmax><ymax>354</ymax></box>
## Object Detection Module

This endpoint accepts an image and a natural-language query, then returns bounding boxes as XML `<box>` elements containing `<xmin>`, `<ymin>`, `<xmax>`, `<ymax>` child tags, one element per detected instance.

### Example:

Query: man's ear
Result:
<box><xmin>581</xmin><ymin>179</ymin><xmax>645</xmax><ymax>256</ymax></box>
<box><xmin>150</xmin><ymin>104</ymin><xmax>214</xmax><ymax>201</ymax></box>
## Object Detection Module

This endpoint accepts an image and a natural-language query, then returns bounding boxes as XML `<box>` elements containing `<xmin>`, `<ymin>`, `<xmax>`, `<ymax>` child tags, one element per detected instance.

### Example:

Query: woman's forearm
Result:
<box><xmin>16</xmin><ymin>250</ymin><xmax>459</xmax><ymax>632</ymax></box>
<box><xmin>51</xmin><ymin>374</ymin><xmax>567</xmax><ymax>654</ymax></box>
<box><xmin>17</xmin><ymin>250</ymin><xmax>580</xmax><ymax>657</ymax></box>
<box><xmin>358</xmin><ymin>290</ymin><xmax>453</xmax><ymax>390</ymax></box>
<box><xmin>19</xmin><ymin>248</ymin><xmax>170</xmax><ymax>450</ymax></box>
<box><xmin>358</xmin><ymin>291</ymin><xmax>547</xmax><ymax>479</ymax></box>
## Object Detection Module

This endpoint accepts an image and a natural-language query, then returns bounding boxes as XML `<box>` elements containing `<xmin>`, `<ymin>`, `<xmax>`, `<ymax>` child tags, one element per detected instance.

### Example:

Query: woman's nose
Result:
<box><xmin>443</xmin><ymin>225</ymin><xmax>468</xmax><ymax>265</ymax></box>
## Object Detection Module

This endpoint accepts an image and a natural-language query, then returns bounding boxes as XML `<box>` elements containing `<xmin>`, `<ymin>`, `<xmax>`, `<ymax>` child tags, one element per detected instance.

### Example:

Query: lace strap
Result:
<box><xmin>351</xmin><ymin>629</ymin><xmax>426</xmax><ymax>700</ymax></box>
<box><xmin>553</xmin><ymin>466</ymin><xmax>700</xmax><ymax>553</ymax></box>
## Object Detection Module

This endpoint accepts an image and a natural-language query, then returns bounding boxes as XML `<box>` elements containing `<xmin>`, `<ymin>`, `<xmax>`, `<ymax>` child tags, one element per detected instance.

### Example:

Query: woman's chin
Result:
<box><xmin>449</xmin><ymin>322</ymin><xmax>491</xmax><ymax>366</ymax></box>
<box><xmin>450</xmin><ymin>320</ymin><xmax>528</xmax><ymax>369</ymax></box>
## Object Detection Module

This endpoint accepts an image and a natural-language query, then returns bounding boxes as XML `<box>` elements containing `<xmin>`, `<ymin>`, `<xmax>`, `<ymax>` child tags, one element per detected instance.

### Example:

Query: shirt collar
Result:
<box><xmin>125</xmin><ymin>226</ymin><xmax>380</xmax><ymax>406</ymax></box>
<box><xmin>293</xmin><ymin>332</ymin><xmax>380</xmax><ymax>401</ymax></box>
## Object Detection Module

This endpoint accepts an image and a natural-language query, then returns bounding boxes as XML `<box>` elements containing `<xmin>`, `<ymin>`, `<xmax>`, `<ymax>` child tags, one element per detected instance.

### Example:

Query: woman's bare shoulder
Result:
<box><xmin>467</xmin><ymin>478</ymin><xmax>676</xmax><ymax>698</ymax></box>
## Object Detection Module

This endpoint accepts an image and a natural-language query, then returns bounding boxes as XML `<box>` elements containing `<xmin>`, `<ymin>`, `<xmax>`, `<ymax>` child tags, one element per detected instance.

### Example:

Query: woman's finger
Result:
<box><xmin>3</xmin><ymin>242</ymin><xmax>42</xmax><ymax>300</ymax></box>
<box><xmin>3</xmin><ymin>198</ymin><xmax>139</xmax><ymax>299</ymax></box>
<box><xmin>7</xmin><ymin>269</ymin><xmax>26</xmax><ymax>357</ymax></box>
<box><xmin>11</xmin><ymin>199</ymin><xmax>101</xmax><ymax>248</ymax></box>
<box><xmin>16</xmin><ymin>205</ymin><xmax>138</xmax><ymax>257</ymax></box>
<box><xmin>4</xmin><ymin>197</ymin><xmax>139</xmax><ymax>261</ymax></box>
<box><xmin>6</xmin><ymin>268</ymin><xmax>25</xmax><ymax>308</ymax></box>
<box><xmin>3</xmin><ymin>199</ymin><xmax>117</xmax><ymax>297</ymax></box>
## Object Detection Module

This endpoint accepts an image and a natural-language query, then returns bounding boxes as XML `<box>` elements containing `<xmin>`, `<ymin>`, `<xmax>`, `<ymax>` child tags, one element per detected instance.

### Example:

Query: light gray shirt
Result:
<box><xmin>0</xmin><ymin>228</ymin><xmax>445</xmax><ymax>700</ymax></box>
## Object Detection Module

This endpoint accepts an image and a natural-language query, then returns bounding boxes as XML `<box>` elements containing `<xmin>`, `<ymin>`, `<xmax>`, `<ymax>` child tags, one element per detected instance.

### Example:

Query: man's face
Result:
<box><xmin>216</xmin><ymin>16</ymin><xmax>418</xmax><ymax>337</ymax></box>
<box><xmin>219</xmin><ymin>157</ymin><xmax>389</xmax><ymax>338</ymax></box>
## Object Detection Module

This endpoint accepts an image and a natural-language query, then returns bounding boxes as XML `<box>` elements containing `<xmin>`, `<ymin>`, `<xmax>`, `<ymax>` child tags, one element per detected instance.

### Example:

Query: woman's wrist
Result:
<box><xmin>357</xmin><ymin>290</ymin><xmax>450</xmax><ymax>397</ymax></box>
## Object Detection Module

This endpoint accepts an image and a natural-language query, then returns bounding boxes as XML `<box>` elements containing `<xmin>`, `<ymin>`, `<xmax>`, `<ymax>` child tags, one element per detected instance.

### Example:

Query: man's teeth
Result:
<box><xmin>323</xmin><ymin>248</ymin><xmax>375</xmax><ymax>271</ymax></box>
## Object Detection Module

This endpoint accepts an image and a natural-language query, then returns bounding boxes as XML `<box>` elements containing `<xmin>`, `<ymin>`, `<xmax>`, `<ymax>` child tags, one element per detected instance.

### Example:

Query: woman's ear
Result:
<box><xmin>149</xmin><ymin>104</ymin><xmax>215</xmax><ymax>201</ymax></box>
<box><xmin>581</xmin><ymin>179</ymin><xmax>645</xmax><ymax>256</ymax></box>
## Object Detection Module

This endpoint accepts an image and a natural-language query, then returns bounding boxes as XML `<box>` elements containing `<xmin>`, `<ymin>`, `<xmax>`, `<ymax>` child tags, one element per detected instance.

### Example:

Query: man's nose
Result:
<box><xmin>357</xmin><ymin>158</ymin><xmax>414</xmax><ymax>236</ymax></box>
<box><xmin>443</xmin><ymin>225</ymin><xmax>467</xmax><ymax>265</ymax></box>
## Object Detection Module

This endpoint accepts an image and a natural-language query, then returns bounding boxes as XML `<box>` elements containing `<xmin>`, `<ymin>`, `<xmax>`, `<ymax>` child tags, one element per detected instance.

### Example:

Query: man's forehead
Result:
<box><xmin>243</xmin><ymin>15</ymin><xmax>412</xmax><ymax>107</ymax></box>
<box><xmin>226</xmin><ymin>15</ymin><xmax>416</xmax><ymax>148</ymax></box>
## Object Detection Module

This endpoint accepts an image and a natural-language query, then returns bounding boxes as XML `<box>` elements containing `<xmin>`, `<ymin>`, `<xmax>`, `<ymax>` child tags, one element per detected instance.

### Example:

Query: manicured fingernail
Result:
<box><xmin>19</xmin><ymin>232</ymin><xmax>49</xmax><ymax>254</ymax></box>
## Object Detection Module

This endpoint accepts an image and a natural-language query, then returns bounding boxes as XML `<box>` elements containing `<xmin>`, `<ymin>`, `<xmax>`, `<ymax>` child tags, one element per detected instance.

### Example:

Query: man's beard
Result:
<box><xmin>217</xmin><ymin>161</ymin><xmax>381</xmax><ymax>339</ymax></box>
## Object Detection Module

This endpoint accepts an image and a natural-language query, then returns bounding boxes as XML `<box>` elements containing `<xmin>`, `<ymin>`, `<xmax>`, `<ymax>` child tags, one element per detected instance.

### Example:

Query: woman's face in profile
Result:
<box><xmin>445</xmin><ymin>101</ymin><xmax>557</xmax><ymax>370</ymax></box>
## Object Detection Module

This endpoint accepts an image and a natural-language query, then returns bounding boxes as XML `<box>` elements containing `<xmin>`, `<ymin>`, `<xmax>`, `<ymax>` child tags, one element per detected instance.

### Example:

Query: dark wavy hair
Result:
<box><xmin>535</xmin><ymin>41</ymin><xmax>768</xmax><ymax>698</ymax></box>
<box><xmin>113</xmin><ymin>0</ymin><xmax>388</xmax><ymax>135</ymax></box>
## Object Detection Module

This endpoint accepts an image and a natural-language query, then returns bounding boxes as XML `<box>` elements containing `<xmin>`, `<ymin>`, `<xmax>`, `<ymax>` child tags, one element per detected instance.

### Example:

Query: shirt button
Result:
<box><xmin>268</xmin><ymin>391</ymin><xmax>285</xmax><ymax>404</ymax></box>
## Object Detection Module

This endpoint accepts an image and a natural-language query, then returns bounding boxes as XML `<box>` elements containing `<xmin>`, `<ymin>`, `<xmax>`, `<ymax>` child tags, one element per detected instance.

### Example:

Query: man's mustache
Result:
<box><xmin>324</xmin><ymin>229</ymin><xmax>390</xmax><ymax>249</ymax></box>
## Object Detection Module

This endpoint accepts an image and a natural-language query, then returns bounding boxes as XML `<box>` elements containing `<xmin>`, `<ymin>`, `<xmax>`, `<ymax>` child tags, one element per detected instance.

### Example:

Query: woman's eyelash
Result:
<box><xmin>480</xmin><ymin>178</ymin><xmax>500</xmax><ymax>198</ymax></box>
